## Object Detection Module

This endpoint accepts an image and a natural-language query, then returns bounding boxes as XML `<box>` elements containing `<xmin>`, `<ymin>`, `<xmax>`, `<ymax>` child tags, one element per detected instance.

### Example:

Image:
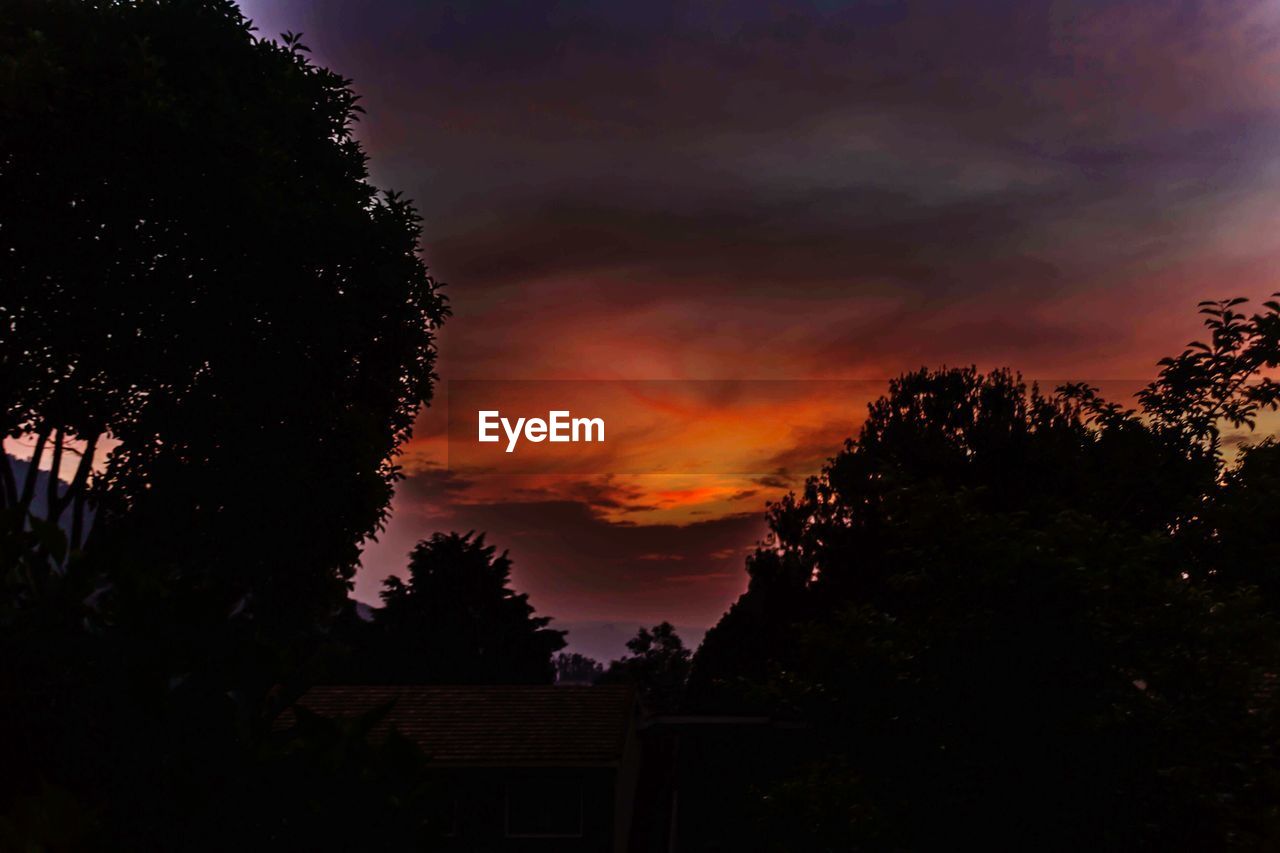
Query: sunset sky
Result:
<box><xmin>238</xmin><ymin>0</ymin><xmax>1280</xmax><ymax>659</ymax></box>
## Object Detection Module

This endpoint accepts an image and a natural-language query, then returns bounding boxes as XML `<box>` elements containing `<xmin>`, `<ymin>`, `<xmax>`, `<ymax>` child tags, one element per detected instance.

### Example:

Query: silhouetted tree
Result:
<box><xmin>1138</xmin><ymin>296</ymin><xmax>1280</xmax><ymax>455</ymax></box>
<box><xmin>554</xmin><ymin>652</ymin><xmax>604</xmax><ymax>685</ymax></box>
<box><xmin>687</xmin><ymin>297</ymin><xmax>1280</xmax><ymax>850</ymax></box>
<box><xmin>367</xmin><ymin>532</ymin><xmax>566</xmax><ymax>684</ymax></box>
<box><xmin>2</xmin><ymin>0</ymin><xmax>446</xmax><ymax>640</ymax></box>
<box><xmin>1</xmin><ymin>1</ymin><xmax>446</xmax><ymax>845</ymax></box>
<box><xmin>1198</xmin><ymin>438</ymin><xmax>1280</xmax><ymax>608</ymax></box>
<box><xmin>599</xmin><ymin>622</ymin><xmax>691</xmax><ymax>712</ymax></box>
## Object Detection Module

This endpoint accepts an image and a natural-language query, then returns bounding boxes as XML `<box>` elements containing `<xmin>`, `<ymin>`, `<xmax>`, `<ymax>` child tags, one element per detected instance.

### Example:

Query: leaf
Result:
<box><xmin>27</xmin><ymin>513</ymin><xmax>67</xmax><ymax>565</ymax></box>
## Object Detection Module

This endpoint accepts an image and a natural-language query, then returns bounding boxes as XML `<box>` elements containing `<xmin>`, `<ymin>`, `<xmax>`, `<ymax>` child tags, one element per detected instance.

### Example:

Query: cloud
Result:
<box><xmin>752</xmin><ymin>469</ymin><xmax>795</xmax><ymax>490</ymax></box>
<box><xmin>396</xmin><ymin>464</ymin><xmax>474</xmax><ymax>500</ymax></box>
<box><xmin>236</xmin><ymin>0</ymin><xmax>1280</xmax><ymax>627</ymax></box>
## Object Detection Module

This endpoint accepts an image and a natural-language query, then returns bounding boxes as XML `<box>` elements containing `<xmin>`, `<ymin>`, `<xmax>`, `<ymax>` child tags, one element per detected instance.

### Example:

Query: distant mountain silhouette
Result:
<box><xmin>352</xmin><ymin>599</ymin><xmax>377</xmax><ymax>622</ymax></box>
<box><xmin>5</xmin><ymin>454</ymin><xmax>91</xmax><ymax>534</ymax></box>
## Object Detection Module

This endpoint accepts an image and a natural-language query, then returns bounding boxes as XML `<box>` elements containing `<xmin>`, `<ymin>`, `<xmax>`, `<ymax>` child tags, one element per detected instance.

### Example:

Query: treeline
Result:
<box><xmin>679</xmin><ymin>298</ymin><xmax>1280</xmax><ymax>850</ymax></box>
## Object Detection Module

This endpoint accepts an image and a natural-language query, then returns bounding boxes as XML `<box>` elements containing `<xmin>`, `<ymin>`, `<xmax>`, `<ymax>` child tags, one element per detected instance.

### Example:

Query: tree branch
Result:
<box><xmin>55</xmin><ymin>431</ymin><xmax>98</xmax><ymax>518</ymax></box>
<box><xmin>45</xmin><ymin>428</ymin><xmax>65</xmax><ymax>523</ymax></box>
<box><xmin>70</xmin><ymin>487</ymin><xmax>89</xmax><ymax>554</ymax></box>
<box><xmin>17</xmin><ymin>425</ymin><xmax>51</xmax><ymax>513</ymax></box>
<box><xmin>0</xmin><ymin>448</ymin><xmax>16</xmax><ymax>509</ymax></box>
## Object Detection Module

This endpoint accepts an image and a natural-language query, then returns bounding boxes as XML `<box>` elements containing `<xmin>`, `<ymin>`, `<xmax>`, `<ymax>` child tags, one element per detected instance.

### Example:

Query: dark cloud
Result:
<box><xmin>504</xmin><ymin>475</ymin><xmax>660</xmax><ymax>515</ymax></box>
<box><xmin>395</xmin><ymin>464</ymin><xmax>474</xmax><ymax>501</ymax></box>
<box><xmin>240</xmin><ymin>0</ymin><xmax>1280</xmax><ymax>629</ymax></box>
<box><xmin>760</xmin><ymin>418</ymin><xmax>860</xmax><ymax>480</ymax></box>
<box><xmin>426</xmin><ymin>185</ymin><xmax>1067</xmax><ymax>298</ymax></box>
<box><xmin>236</xmin><ymin>3</ymin><xmax>1280</xmax><ymax>389</ymax></box>
<box><xmin>752</xmin><ymin>470</ymin><xmax>794</xmax><ymax>490</ymax></box>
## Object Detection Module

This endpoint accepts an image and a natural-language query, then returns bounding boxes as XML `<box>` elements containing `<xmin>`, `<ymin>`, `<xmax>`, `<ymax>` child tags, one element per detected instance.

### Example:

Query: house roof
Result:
<box><xmin>284</xmin><ymin>684</ymin><xmax>637</xmax><ymax>767</ymax></box>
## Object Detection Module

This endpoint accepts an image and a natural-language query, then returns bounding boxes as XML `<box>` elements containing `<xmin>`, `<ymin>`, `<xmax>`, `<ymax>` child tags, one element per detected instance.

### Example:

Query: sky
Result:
<box><xmin>237</xmin><ymin>0</ymin><xmax>1280</xmax><ymax>660</ymax></box>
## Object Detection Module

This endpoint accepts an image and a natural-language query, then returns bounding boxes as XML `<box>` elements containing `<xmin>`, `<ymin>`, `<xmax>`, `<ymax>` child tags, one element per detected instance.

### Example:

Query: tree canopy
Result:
<box><xmin>599</xmin><ymin>621</ymin><xmax>692</xmax><ymax>713</ymax></box>
<box><xmin>688</xmin><ymin>296</ymin><xmax>1280</xmax><ymax>850</ymax></box>
<box><xmin>364</xmin><ymin>532</ymin><xmax>567</xmax><ymax>685</ymax></box>
<box><xmin>554</xmin><ymin>652</ymin><xmax>605</xmax><ymax>685</ymax></box>
<box><xmin>1</xmin><ymin>0</ymin><xmax>447</xmax><ymax>629</ymax></box>
<box><xmin>1</xmin><ymin>1</ymin><xmax>447</xmax><ymax>845</ymax></box>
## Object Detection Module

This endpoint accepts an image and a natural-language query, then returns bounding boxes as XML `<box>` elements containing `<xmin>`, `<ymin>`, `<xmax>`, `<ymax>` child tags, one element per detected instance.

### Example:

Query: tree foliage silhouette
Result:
<box><xmin>1</xmin><ymin>0</ymin><xmax>446</xmax><ymax>624</ymax></box>
<box><xmin>688</xmin><ymin>296</ymin><xmax>1280</xmax><ymax>850</ymax></box>
<box><xmin>1190</xmin><ymin>437</ymin><xmax>1280</xmax><ymax>610</ymax></box>
<box><xmin>554</xmin><ymin>652</ymin><xmax>604</xmax><ymax>685</ymax></box>
<box><xmin>1</xmin><ymin>1</ymin><xmax>446</xmax><ymax>846</ymax></box>
<box><xmin>367</xmin><ymin>532</ymin><xmax>566</xmax><ymax>684</ymax></box>
<box><xmin>1139</xmin><ymin>296</ymin><xmax>1280</xmax><ymax>454</ymax></box>
<box><xmin>599</xmin><ymin>622</ymin><xmax>691</xmax><ymax>713</ymax></box>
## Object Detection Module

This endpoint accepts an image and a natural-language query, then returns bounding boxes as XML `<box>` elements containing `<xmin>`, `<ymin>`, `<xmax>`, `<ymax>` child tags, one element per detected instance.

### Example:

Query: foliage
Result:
<box><xmin>554</xmin><ymin>652</ymin><xmax>604</xmax><ymax>685</ymax></box>
<box><xmin>1</xmin><ymin>0</ymin><xmax>447</xmax><ymax>632</ymax></box>
<box><xmin>599</xmin><ymin>621</ymin><xmax>691</xmax><ymax>713</ymax></box>
<box><xmin>365</xmin><ymin>532</ymin><xmax>566</xmax><ymax>684</ymax></box>
<box><xmin>1138</xmin><ymin>296</ymin><xmax>1280</xmax><ymax>454</ymax></box>
<box><xmin>0</xmin><ymin>0</ymin><xmax>446</xmax><ymax>845</ymax></box>
<box><xmin>1196</xmin><ymin>438</ymin><xmax>1280</xmax><ymax>607</ymax></box>
<box><xmin>0</xmin><ymin>780</ymin><xmax>99</xmax><ymax>853</ymax></box>
<box><xmin>689</xmin><ymin>297</ymin><xmax>1280</xmax><ymax>850</ymax></box>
